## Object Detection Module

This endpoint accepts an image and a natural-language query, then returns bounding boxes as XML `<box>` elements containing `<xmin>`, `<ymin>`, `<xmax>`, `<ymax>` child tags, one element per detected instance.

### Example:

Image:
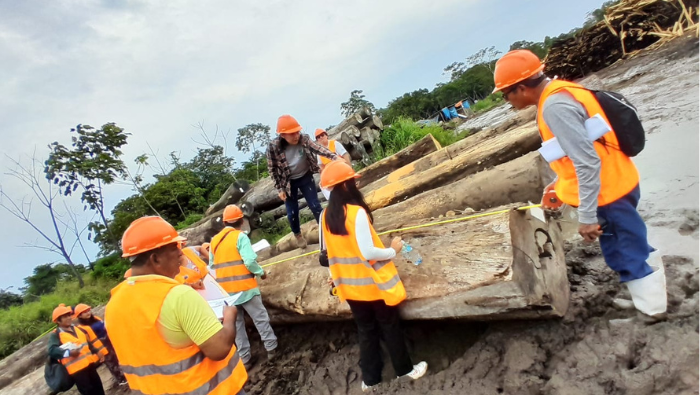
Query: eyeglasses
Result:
<box><xmin>316</xmin><ymin>133</ymin><xmax>327</xmax><ymax>140</ymax></box>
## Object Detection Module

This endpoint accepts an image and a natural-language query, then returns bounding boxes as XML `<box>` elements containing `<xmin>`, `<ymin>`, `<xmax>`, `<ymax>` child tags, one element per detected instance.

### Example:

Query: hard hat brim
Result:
<box><xmin>121</xmin><ymin>235</ymin><xmax>187</xmax><ymax>258</ymax></box>
<box><xmin>493</xmin><ymin>64</ymin><xmax>545</xmax><ymax>94</ymax></box>
<box><xmin>278</xmin><ymin>125</ymin><xmax>302</xmax><ymax>134</ymax></box>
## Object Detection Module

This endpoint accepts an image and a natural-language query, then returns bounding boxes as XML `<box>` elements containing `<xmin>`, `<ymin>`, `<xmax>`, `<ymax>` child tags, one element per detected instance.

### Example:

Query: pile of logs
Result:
<box><xmin>325</xmin><ymin>107</ymin><xmax>384</xmax><ymax>164</ymax></box>
<box><xmin>180</xmin><ymin>105</ymin><xmax>573</xmax><ymax>323</ymax></box>
<box><xmin>545</xmin><ymin>0</ymin><xmax>698</xmax><ymax>80</ymax></box>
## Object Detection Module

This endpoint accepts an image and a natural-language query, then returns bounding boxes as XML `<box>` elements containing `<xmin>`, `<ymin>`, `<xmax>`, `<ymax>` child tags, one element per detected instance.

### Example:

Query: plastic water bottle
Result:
<box><xmin>401</xmin><ymin>242</ymin><xmax>423</xmax><ymax>266</ymax></box>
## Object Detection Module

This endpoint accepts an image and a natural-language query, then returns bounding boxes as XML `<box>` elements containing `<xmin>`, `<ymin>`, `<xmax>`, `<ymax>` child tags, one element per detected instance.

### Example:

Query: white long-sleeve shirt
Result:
<box><xmin>319</xmin><ymin>207</ymin><xmax>396</xmax><ymax>261</ymax></box>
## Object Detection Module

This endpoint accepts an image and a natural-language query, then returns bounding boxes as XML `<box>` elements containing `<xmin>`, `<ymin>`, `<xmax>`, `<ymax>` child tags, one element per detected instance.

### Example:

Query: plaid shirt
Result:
<box><xmin>266</xmin><ymin>133</ymin><xmax>338</xmax><ymax>194</ymax></box>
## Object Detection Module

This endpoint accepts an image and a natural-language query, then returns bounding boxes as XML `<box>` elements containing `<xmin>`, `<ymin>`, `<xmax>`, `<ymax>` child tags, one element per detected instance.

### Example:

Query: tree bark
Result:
<box><xmin>356</xmin><ymin>134</ymin><xmax>441</xmax><ymax>189</ymax></box>
<box><xmin>359</xmin><ymin>127</ymin><xmax>375</xmax><ymax>147</ymax></box>
<box><xmin>361</xmin><ymin>114</ymin><xmax>384</xmax><ymax>130</ymax></box>
<box><xmin>362</xmin><ymin>122</ymin><xmax>541</xmax><ymax>210</ymax></box>
<box><xmin>258</xmin><ymin>205</ymin><xmax>569</xmax><ymax>323</ymax></box>
<box><xmin>205</xmin><ymin>180</ymin><xmax>250</xmax><ymax>216</ymax></box>
<box><xmin>372</xmin><ymin>152</ymin><xmax>554</xmax><ymax>232</ymax></box>
<box><xmin>345</xmin><ymin>125</ymin><xmax>361</xmax><ymax>139</ymax></box>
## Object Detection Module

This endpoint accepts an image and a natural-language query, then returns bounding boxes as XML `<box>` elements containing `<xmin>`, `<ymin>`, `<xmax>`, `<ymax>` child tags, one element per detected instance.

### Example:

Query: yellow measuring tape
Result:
<box><xmin>262</xmin><ymin>204</ymin><xmax>542</xmax><ymax>268</ymax></box>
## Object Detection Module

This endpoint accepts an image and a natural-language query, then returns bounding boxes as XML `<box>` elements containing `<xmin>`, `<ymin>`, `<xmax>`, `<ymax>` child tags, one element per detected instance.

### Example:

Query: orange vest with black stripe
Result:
<box><xmin>322</xmin><ymin>205</ymin><xmax>406</xmax><ymax>306</ymax></box>
<box><xmin>57</xmin><ymin>326</ymin><xmax>107</xmax><ymax>375</ymax></box>
<box><xmin>320</xmin><ymin>140</ymin><xmax>337</xmax><ymax>165</ymax></box>
<box><xmin>105</xmin><ymin>276</ymin><xmax>247</xmax><ymax>395</ymax></box>
<box><xmin>537</xmin><ymin>80</ymin><xmax>640</xmax><ymax>206</ymax></box>
<box><xmin>211</xmin><ymin>228</ymin><xmax>257</xmax><ymax>294</ymax></box>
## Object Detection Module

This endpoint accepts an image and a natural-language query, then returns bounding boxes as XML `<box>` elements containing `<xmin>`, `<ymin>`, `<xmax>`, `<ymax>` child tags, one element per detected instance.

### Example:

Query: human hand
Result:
<box><xmin>278</xmin><ymin>191</ymin><xmax>287</xmax><ymax>201</ymax></box>
<box><xmin>191</xmin><ymin>280</ymin><xmax>204</xmax><ymax>290</ymax></box>
<box><xmin>390</xmin><ymin>237</ymin><xmax>403</xmax><ymax>254</ymax></box>
<box><xmin>327</xmin><ymin>277</ymin><xmax>334</xmax><ymax>287</ymax></box>
<box><xmin>579</xmin><ymin>223</ymin><xmax>603</xmax><ymax>243</ymax></box>
<box><xmin>69</xmin><ymin>348</ymin><xmax>80</xmax><ymax>358</ymax></box>
<box><xmin>98</xmin><ymin>355</ymin><xmax>105</xmax><ymax>363</ymax></box>
<box><xmin>260</xmin><ymin>272</ymin><xmax>267</xmax><ymax>280</ymax></box>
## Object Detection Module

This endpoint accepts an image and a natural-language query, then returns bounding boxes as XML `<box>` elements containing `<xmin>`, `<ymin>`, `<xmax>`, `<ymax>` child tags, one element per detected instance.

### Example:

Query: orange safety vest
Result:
<box><xmin>537</xmin><ymin>80</ymin><xmax>640</xmax><ymax>206</ymax></box>
<box><xmin>175</xmin><ymin>266</ymin><xmax>204</xmax><ymax>286</ymax></box>
<box><xmin>319</xmin><ymin>140</ymin><xmax>337</xmax><ymax>165</ymax></box>
<box><xmin>105</xmin><ymin>276</ymin><xmax>247</xmax><ymax>394</ymax></box>
<box><xmin>57</xmin><ymin>326</ymin><xmax>107</xmax><ymax>375</ymax></box>
<box><xmin>182</xmin><ymin>247</ymin><xmax>209</xmax><ymax>276</ymax></box>
<box><xmin>210</xmin><ymin>228</ymin><xmax>257</xmax><ymax>294</ymax></box>
<box><xmin>322</xmin><ymin>205</ymin><xmax>406</xmax><ymax>306</ymax></box>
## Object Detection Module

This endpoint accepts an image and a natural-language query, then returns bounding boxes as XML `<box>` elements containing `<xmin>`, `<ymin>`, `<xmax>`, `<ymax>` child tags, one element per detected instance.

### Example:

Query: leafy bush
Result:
<box><xmin>176</xmin><ymin>213</ymin><xmax>204</xmax><ymax>230</ymax></box>
<box><xmin>472</xmin><ymin>92</ymin><xmax>504</xmax><ymax>113</ymax></box>
<box><xmin>0</xmin><ymin>278</ymin><xmax>115</xmax><ymax>358</ymax></box>
<box><xmin>91</xmin><ymin>254</ymin><xmax>130</xmax><ymax>281</ymax></box>
<box><xmin>374</xmin><ymin>117</ymin><xmax>466</xmax><ymax>160</ymax></box>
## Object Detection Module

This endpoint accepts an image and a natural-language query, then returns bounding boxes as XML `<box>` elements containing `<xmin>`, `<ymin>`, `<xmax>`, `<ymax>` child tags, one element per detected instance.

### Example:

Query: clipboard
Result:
<box><xmin>197</xmin><ymin>274</ymin><xmax>241</xmax><ymax>319</ymax></box>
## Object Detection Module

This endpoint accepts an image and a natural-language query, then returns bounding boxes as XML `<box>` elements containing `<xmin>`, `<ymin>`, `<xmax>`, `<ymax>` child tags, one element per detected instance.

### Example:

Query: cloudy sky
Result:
<box><xmin>0</xmin><ymin>0</ymin><xmax>605</xmax><ymax>291</ymax></box>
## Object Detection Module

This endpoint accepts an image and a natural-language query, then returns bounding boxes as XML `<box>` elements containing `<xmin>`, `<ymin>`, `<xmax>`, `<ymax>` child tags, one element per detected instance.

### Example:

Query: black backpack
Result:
<box><xmin>555</xmin><ymin>87</ymin><xmax>646</xmax><ymax>157</ymax></box>
<box><xmin>44</xmin><ymin>330</ymin><xmax>74</xmax><ymax>393</ymax></box>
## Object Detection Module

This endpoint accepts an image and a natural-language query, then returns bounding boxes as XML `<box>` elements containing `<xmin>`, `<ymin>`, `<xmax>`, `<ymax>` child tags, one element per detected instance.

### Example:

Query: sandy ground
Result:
<box><xmin>239</xmin><ymin>36</ymin><xmax>699</xmax><ymax>395</ymax></box>
<box><xmin>0</xmin><ymin>36</ymin><xmax>697</xmax><ymax>395</ymax></box>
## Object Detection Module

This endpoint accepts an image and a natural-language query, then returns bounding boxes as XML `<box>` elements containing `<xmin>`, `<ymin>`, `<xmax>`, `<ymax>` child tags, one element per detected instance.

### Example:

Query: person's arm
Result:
<box><xmin>166</xmin><ymin>286</ymin><xmax>237</xmax><ymax>361</ymax></box>
<box><xmin>237</xmin><ymin>233</ymin><xmax>264</xmax><ymax>277</ymax></box>
<box><xmin>542</xmin><ymin>93</ymin><xmax>601</xmax><ymax>225</ymax></box>
<box><xmin>333</xmin><ymin>142</ymin><xmax>352</xmax><ymax>165</ymax></box>
<box><xmin>305</xmin><ymin>135</ymin><xmax>338</xmax><ymax>160</ymax></box>
<box><xmin>48</xmin><ymin>331</ymin><xmax>69</xmax><ymax>360</ymax></box>
<box><xmin>266</xmin><ymin>143</ymin><xmax>285</xmax><ymax>193</ymax></box>
<box><xmin>354</xmin><ymin>208</ymin><xmax>396</xmax><ymax>261</ymax></box>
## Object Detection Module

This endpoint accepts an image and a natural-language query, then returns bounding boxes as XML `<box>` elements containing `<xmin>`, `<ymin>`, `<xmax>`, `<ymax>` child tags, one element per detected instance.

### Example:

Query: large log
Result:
<box><xmin>258</xmin><ymin>205</ymin><xmax>569</xmax><ymax>323</ymax></box>
<box><xmin>356</xmin><ymin>134</ymin><xmax>442</xmax><ymax>189</ymax></box>
<box><xmin>372</xmin><ymin>151</ymin><xmax>554</xmax><ymax>232</ymax></box>
<box><xmin>362</xmin><ymin>122</ymin><xmax>541</xmax><ymax>210</ymax></box>
<box><xmin>240</xmin><ymin>174</ymin><xmax>322</xmax><ymax>214</ymax></box>
<box><xmin>204</xmin><ymin>180</ymin><xmax>250</xmax><ymax>216</ymax></box>
<box><xmin>328</xmin><ymin>112</ymin><xmax>364</xmax><ymax>140</ymax></box>
<box><xmin>262</xmin><ymin>149</ymin><xmax>548</xmax><ymax>259</ymax></box>
<box><xmin>361</xmin><ymin>114</ymin><xmax>384</xmax><ymax>130</ymax></box>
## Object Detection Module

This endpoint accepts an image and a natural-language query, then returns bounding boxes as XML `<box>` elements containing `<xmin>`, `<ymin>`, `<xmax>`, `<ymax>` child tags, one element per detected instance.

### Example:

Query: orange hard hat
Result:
<box><xmin>223</xmin><ymin>205</ymin><xmax>244</xmax><ymax>222</ymax></box>
<box><xmin>121</xmin><ymin>216</ymin><xmax>186</xmax><ymax>258</ymax></box>
<box><xmin>73</xmin><ymin>303</ymin><xmax>91</xmax><ymax>318</ymax></box>
<box><xmin>492</xmin><ymin>49</ymin><xmax>545</xmax><ymax>93</ymax></box>
<box><xmin>315</xmin><ymin>128</ymin><xmax>327</xmax><ymax>138</ymax></box>
<box><xmin>320</xmin><ymin>160</ymin><xmax>361</xmax><ymax>189</ymax></box>
<box><xmin>123</xmin><ymin>268</ymin><xmax>132</xmax><ymax>279</ymax></box>
<box><xmin>276</xmin><ymin>115</ymin><xmax>302</xmax><ymax>134</ymax></box>
<box><xmin>52</xmin><ymin>304</ymin><xmax>73</xmax><ymax>323</ymax></box>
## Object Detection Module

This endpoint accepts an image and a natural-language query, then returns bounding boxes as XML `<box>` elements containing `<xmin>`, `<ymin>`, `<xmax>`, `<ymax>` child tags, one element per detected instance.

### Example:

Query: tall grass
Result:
<box><xmin>472</xmin><ymin>92</ymin><xmax>504</xmax><ymax>113</ymax></box>
<box><xmin>0</xmin><ymin>277</ymin><xmax>116</xmax><ymax>359</ymax></box>
<box><xmin>373</xmin><ymin>117</ymin><xmax>468</xmax><ymax>160</ymax></box>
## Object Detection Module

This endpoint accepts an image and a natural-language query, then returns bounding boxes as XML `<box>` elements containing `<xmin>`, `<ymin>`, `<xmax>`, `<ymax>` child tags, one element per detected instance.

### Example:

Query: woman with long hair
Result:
<box><xmin>318</xmin><ymin>161</ymin><xmax>427</xmax><ymax>392</ymax></box>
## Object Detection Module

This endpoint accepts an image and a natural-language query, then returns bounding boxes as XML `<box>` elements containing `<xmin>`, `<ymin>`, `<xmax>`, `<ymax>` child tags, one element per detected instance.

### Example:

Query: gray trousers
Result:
<box><xmin>235</xmin><ymin>294</ymin><xmax>278</xmax><ymax>363</ymax></box>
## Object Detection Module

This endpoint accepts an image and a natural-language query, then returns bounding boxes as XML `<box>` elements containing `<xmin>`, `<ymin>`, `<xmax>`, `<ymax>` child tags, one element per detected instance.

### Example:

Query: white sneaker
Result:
<box><xmin>361</xmin><ymin>381</ymin><xmax>377</xmax><ymax>392</ymax></box>
<box><xmin>400</xmin><ymin>361</ymin><xmax>428</xmax><ymax>380</ymax></box>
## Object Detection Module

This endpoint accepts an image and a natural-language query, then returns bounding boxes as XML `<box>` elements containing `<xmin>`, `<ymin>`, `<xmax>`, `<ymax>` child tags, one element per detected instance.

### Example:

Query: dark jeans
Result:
<box><xmin>285</xmin><ymin>172</ymin><xmax>322</xmax><ymax>235</ymax></box>
<box><xmin>102</xmin><ymin>336</ymin><xmax>126</xmax><ymax>383</ymax></box>
<box><xmin>347</xmin><ymin>300</ymin><xmax>413</xmax><ymax>386</ymax></box>
<box><xmin>597</xmin><ymin>184</ymin><xmax>654</xmax><ymax>282</ymax></box>
<box><xmin>72</xmin><ymin>364</ymin><xmax>105</xmax><ymax>395</ymax></box>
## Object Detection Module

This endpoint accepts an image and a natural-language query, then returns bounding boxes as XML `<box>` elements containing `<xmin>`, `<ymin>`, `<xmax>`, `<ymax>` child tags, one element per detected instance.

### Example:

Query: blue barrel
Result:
<box><xmin>448</xmin><ymin>106</ymin><xmax>458</xmax><ymax>118</ymax></box>
<box><xmin>441</xmin><ymin>108</ymin><xmax>452</xmax><ymax>120</ymax></box>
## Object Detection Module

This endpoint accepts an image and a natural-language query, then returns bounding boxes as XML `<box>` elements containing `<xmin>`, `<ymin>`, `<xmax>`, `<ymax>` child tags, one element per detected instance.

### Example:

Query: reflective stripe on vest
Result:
<box><xmin>105</xmin><ymin>276</ymin><xmax>247</xmax><ymax>395</ymax></box>
<box><xmin>58</xmin><ymin>329</ymin><xmax>99</xmax><ymax>375</ymax></box>
<box><xmin>322</xmin><ymin>205</ymin><xmax>407</xmax><ymax>306</ymax></box>
<box><xmin>320</xmin><ymin>140</ymin><xmax>337</xmax><ymax>165</ymax></box>
<box><xmin>537</xmin><ymin>80</ymin><xmax>640</xmax><ymax>206</ymax></box>
<box><xmin>211</xmin><ymin>228</ymin><xmax>257</xmax><ymax>293</ymax></box>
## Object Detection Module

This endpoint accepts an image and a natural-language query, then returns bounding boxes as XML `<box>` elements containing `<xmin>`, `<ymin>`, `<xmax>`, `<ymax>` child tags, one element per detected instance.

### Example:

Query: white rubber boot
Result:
<box><xmin>626</xmin><ymin>251</ymin><xmax>668</xmax><ymax>316</ymax></box>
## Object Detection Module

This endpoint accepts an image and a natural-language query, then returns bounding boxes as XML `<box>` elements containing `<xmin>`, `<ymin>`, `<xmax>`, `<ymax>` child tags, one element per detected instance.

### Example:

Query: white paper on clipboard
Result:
<box><xmin>197</xmin><ymin>274</ymin><xmax>241</xmax><ymax>319</ymax></box>
<box><xmin>251</xmin><ymin>239</ymin><xmax>270</xmax><ymax>253</ymax></box>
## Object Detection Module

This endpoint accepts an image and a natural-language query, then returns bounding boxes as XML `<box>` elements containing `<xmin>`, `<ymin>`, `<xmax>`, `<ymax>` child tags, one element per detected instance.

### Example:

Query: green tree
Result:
<box><xmin>45</xmin><ymin>123</ymin><xmax>129</xmax><ymax>241</ymax></box>
<box><xmin>22</xmin><ymin>263</ymin><xmax>85</xmax><ymax>298</ymax></box>
<box><xmin>509</xmin><ymin>40</ymin><xmax>548</xmax><ymax>59</ymax></box>
<box><xmin>340</xmin><ymin>90</ymin><xmax>376</xmax><ymax>117</ymax></box>
<box><xmin>0</xmin><ymin>290</ymin><xmax>23</xmax><ymax>309</ymax></box>
<box><xmin>235</xmin><ymin>124</ymin><xmax>271</xmax><ymax>181</ymax></box>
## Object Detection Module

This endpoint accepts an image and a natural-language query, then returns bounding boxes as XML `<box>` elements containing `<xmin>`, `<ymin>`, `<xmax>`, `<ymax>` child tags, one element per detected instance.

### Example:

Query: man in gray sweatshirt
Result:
<box><xmin>491</xmin><ymin>49</ymin><xmax>667</xmax><ymax>319</ymax></box>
